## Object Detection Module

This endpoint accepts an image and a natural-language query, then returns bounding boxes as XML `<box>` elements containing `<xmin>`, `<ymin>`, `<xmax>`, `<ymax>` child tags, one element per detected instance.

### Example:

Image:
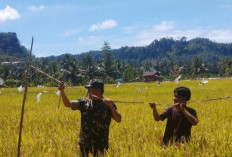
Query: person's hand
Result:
<box><xmin>173</xmin><ymin>103</ymin><xmax>185</xmax><ymax>111</ymax></box>
<box><xmin>58</xmin><ymin>81</ymin><xmax>65</xmax><ymax>92</ymax></box>
<box><xmin>149</xmin><ymin>102</ymin><xmax>156</xmax><ymax>110</ymax></box>
<box><xmin>102</xmin><ymin>98</ymin><xmax>114</xmax><ymax>108</ymax></box>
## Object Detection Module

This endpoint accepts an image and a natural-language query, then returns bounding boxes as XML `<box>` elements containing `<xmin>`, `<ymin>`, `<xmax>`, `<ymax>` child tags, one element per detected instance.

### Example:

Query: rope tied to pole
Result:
<box><xmin>90</xmin><ymin>94</ymin><xmax>232</xmax><ymax>106</ymax></box>
<box><xmin>30</xmin><ymin>65</ymin><xmax>62</xmax><ymax>109</ymax></box>
<box><xmin>27</xmin><ymin>65</ymin><xmax>232</xmax><ymax>106</ymax></box>
<box><xmin>30</xmin><ymin>65</ymin><xmax>61</xmax><ymax>83</ymax></box>
<box><xmin>189</xmin><ymin>95</ymin><xmax>232</xmax><ymax>104</ymax></box>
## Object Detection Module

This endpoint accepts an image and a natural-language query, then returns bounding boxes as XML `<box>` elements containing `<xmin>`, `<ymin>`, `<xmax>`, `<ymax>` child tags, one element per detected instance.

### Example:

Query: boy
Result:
<box><xmin>149</xmin><ymin>87</ymin><xmax>198</xmax><ymax>145</ymax></box>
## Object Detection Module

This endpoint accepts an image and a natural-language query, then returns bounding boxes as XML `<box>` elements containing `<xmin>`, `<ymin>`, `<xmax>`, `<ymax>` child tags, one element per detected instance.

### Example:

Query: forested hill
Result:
<box><xmin>1</xmin><ymin>32</ymin><xmax>232</xmax><ymax>63</ymax></box>
<box><xmin>0</xmin><ymin>32</ymin><xmax>29</xmax><ymax>61</ymax></box>
<box><xmin>1</xmin><ymin>32</ymin><xmax>232</xmax><ymax>87</ymax></box>
<box><xmin>76</xmin><ymin>37</ymin><xmax>232</xmax><ymax>62</ymax></box>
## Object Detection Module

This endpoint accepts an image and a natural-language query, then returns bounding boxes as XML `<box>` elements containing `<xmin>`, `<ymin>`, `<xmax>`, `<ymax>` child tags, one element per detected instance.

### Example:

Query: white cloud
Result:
<box><xmin>0</xmin><ymin>6</ymin><xmax>20</xmax><ymax>24</ymax></box>
<box><xmin>64</xmin><ymin>29</ymin><xmax>80</xmax><ymax>37</ymax></box>
<box><xmin>90</xmin><ymin>19</ymin><xmax>117</xmax><ymax>31</ymax></box>
<box><xmin>207</xmin><ymin>29</ymin><xmax>232</xmax><ymax>43</ymax></box>
<box><xmin>153</xmin><ymin>21</ymin><xmax>175</xmax><ymax>31</ymax></box>
<box><xmin>78</xmin><ymin>37</ymin><xmax>84</xmax><ymax>42</ymax></box>
<box><xmin>123</xmin><ymin>21</ymin><xmax>232</xmax><ymax>47</ymax></box>
<box><xmin>123</xmin><ymin>26</ymin><xmax>140</xmax><ymax>34</ymax></box>
<box><xmin>133</xmin><ymin>21</ymin><xmax>176</xmax><ymax>45</ymax></box>
<box><xmin>28</xmin><ymin>5</ymin><xmax>45</xmax><ymax>11</ymax></box>
<box><xmin>220</xmin><ymin>4</ymin><xmax>232</xmax><ymax>8</ymax></box>
<box><xmin>78</xmin><ymin>36</ymin><xmax>103</xmax><ymax>46</ymax></box>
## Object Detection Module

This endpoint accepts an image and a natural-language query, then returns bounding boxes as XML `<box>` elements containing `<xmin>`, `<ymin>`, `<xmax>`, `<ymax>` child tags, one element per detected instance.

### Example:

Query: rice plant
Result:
<box><xmin>1</xmin><ymin>79</ymin><xmax>232</xmax><ymax>156</ymax></box>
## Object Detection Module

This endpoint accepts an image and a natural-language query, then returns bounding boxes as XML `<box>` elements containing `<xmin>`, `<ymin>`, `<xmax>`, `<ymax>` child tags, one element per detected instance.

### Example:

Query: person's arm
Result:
<box><xmin>58</xmin><ymin>82</ymin><xmax>74</xmax><ymax>108</ymax></box>
<box><xmin>182</xmin><ymin>109</ymin><xmax>198</xmax><ymax>125</ymax></box>
<box><xmin>149</xmin><ymin>103</ymin><xmax>162</xmax><ymax>121</ymax></box>
<box><xmin>174</xmin><ymin>103</ymin><xmax>198</xmax><ymax>126</ymax></box>
<box><xmin>102</xmin><ymin>98</ymin><xmax>122</xmax><ymax>123</ymax></box>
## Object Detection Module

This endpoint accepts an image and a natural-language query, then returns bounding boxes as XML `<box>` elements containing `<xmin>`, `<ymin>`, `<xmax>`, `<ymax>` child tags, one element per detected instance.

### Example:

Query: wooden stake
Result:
<box><xmin>17</xmin><ymin>37</ymin><xmax>34</xmax><ymax>157</ymax></box>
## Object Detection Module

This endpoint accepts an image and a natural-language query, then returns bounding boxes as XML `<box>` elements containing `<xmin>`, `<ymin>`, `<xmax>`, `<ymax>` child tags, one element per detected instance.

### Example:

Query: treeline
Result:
<box><xmin>77</xmin><ymin>37</ymin><xmax>232</xmax><ymax>61</ymax></box>
<box><xmin>0</xmin><ymin>33</ymin><xmax>232</xmax><ymax>87</ymax></box>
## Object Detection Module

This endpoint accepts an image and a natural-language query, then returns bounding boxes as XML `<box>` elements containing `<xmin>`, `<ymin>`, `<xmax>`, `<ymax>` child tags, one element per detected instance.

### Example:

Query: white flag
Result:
<box><xmin>116</xmin><ymin>82</ymin><xmax>121</xmax><ymax>88</ymax></box>
<box><xmin>174</xmin><ymin>75</ymin><xmax>182</xmax><ymax>84</ymax></box>
<box><xmin>18</xmin><ymin>85</ymin><xmax>23</xmax><ymax>92</ymax></box>
<box><xmin>56</xmin><ymin>90</ymin><xmax>61</xmax><ymax>96</ymax></box>
<box><xmin>0</xmin><ymin>78</ymin><xmax>4</xmax><ymax>85</ymax></box>
<box><xmin>200</xmin><ymin>78</ymin><xmax>208</xmax><ymax>85</ymax></box>
<box><xmin>36</xmin><ymin>92</ymin><xmax>42</xmax><ymax>102</ymax></box>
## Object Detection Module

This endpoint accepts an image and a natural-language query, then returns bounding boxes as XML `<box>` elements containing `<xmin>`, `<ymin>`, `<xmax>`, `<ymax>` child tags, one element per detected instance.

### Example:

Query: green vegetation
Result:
<box><xmin>1</xmin><ymin>32</ymin><xmax>232</xmax><ymax>87</ymax></box>
<box><xmin>1</xmin><ymin>79</ymin><xmax>232</xmax><ymax>156</ymax></box>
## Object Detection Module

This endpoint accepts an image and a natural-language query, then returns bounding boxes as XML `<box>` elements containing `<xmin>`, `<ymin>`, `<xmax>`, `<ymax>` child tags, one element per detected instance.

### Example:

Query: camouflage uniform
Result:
<box><xmin>71</xmin><ymin>98</ymin><xmax>117</xmax><ymax>156</ymax></box>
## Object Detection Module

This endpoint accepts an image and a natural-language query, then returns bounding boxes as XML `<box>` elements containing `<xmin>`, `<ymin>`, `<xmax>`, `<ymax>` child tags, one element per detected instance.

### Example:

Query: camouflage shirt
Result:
<box><xmin>71</xmin><ymin>98</ymin><xmax>117</xmax><ymax>149</ymax></box>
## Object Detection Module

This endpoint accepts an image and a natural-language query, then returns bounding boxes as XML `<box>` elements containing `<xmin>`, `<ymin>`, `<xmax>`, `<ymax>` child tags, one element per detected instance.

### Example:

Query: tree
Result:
<box><xmin>122</xmin><ymin>66</ymin><xmax>139</xmax><ymax>82</ymax></box>
<box><xmin>192</xmin><ymin>56</ymin><xmax>202</xmax><ymax>76</ymax></box>
<box><xmin>58</xmin><ymin>54</ymin><xmax>81</xmax><ymax>85</ymax></box>
<box><xmin>81</xmin><ymin>54</ymin><xmax>103</xmax><ymax>80</ymax></box>
<box><xmin>102</xmin><ymin>41</ymin><xmax>111</xmax><ymax>53</ymax></box>
<box><xmin>115</xmin><ymin>60</ymin><xmax>127</xmax><ymax>78</ymax></box>
<box><xmin>220</xmin><ymin>58</ymin><xmax>232</xmax><ymax>76</ymax></box>
<box><xmin>100</xmin><ymin>41</ymin><xmax>118</xmax><ymax>82</ymax></box>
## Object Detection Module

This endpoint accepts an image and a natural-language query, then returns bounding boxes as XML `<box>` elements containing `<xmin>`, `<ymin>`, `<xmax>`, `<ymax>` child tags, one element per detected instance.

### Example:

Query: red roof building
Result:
<box><xmin>142</xmin><ymin>72</ymin><xmax>162</xmax><ymax>82</ymax></box>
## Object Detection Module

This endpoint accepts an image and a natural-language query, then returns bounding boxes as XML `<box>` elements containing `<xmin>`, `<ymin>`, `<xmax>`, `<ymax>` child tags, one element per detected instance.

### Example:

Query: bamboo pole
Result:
<box><xmin>29</xmin><ymin>65</ymin><xmax>62</xmax><ymax>108</ymax></box>
<box><xmin>17</xmin><ymin>37</ymin><xmax>34</xmax><ymax>157</ymax></box>
<box><xmin>30</xmin><ymin>65</ymin><xmax>61</xmax><ymax>83</ymax></box>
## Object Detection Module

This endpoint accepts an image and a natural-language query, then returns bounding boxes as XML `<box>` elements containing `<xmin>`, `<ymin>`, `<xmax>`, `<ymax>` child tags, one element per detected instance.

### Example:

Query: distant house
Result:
<box><xmin>142</xmin><ymin>71</ymin><xmax>162</xmax><ymax>82</ymax></box>
<box><xmin>1</xmin><ymin>62</ymin><xmax>12</xmax><ymax>65</ymax></box>
<box><xmin>1</xmin><ymin>62</ymin><xmax>21</xmax><ymax>66</ymax></box>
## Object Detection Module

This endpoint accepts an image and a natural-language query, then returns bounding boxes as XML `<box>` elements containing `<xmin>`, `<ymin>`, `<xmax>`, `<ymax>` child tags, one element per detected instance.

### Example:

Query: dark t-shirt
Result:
<box><xmin>71</xmin><ymin>98</ymin><xmax>117</xmax><ymax>149</ymax></box>
<box><xmin>159</xmin><ymin>106</ymin><xmax>197</xmax><ymax>145</ymax></box>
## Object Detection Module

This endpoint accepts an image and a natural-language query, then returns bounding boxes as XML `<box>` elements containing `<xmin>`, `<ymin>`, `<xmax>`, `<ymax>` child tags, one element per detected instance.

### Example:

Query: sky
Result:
<box><xmin>0</xmin><ymin>0</ymin><xmax>232</xmax><ymax>57</ymax></box>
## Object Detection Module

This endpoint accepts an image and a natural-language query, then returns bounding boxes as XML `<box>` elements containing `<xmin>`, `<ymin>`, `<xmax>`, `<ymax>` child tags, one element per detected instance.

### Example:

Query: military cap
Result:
<box><xmin>85</xmin><ymin>80</ymin><xmax>104</xmax><ymax>91</ymax></box>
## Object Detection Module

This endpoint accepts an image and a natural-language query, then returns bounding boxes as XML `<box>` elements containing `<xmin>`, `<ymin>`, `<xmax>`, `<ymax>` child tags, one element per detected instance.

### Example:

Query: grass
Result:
<box><xmin>1</xmin><ymin>79</ymin><xmax>232</xmax><ymax>156</ymax></box>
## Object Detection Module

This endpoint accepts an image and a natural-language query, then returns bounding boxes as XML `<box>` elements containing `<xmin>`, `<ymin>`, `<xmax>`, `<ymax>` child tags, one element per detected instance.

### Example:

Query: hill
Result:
<box><xmin>76</xmin><ymin>37</ymin><xmax>232</xmax><ymax>63</ymax></box>
<box><xmin>1</xmin><ymin>32</ymin><xmax>231</xmax><ymax>64</ymax></box>
<box><xmin>0</xmin><ymin>32</ymin><xmax>29</xmax><ymax>62</ymax></box>
<box><xmin>1</xmin><ymin>32</ymin><xmax>232</xmax><ymax>87</ymax></box>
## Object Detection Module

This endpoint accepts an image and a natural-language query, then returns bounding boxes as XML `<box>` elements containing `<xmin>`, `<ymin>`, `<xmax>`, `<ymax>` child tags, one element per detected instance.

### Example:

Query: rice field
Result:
<box><xmin>1</xmin><ymin>79</ymin><xmax>232</xmax><ymax>156</ymax></box>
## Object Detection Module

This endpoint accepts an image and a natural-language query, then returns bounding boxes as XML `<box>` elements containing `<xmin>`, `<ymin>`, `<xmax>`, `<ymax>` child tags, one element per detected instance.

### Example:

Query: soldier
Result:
<box><xmin>149</xmin><ymin>87</ymin><xmax>198</xmax><ymax>145</ymax></box>
<box><xmin>58</xmin><ymin>80</ymin><xmax>122</xmax><ymax>156</ymax></box>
